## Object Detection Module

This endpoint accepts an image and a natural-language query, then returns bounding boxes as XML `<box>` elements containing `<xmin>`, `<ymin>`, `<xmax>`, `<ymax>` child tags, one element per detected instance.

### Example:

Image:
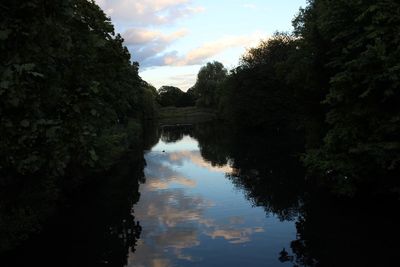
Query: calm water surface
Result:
<box><xmin>127</xmin><ymin>134</ymin><xmax>295</xmax><ymax>267</ymax></box>
<box><xmin>3</xmin><ymin>123</ymin><xmax>400</xmax><ymax>267</ymax></box>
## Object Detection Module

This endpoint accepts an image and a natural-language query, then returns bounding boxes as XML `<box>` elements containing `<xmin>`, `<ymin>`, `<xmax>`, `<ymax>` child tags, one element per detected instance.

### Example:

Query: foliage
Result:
<box><xmin>298</xmin><ymin>0</ymin><xmax>400</xmax><ymax>194</ymax></box>
<box><xmin>217</xmin><ymin>1</ymin><xmax>400</xmax><ymax>195</ymax></box>
<box><xmin>219</xmin><ymin>33</ymin><xmax>313</xmax><ymax>131</ymax></box>
<box><xmin>141</xmin><ymin>82</ymin><xmax>159</xmax><ymax>119</ymax></box>
<box><xmin>191</xmin><ymin>61</ymin><xmax>227</xmax><ymax>108</ymax></box>
<box><xmin>157</xmin><ymin>85</ymin><xmax>195</xmax><ymax>107</ymax></box>
<box><xmin>0</xmin><ymin>0</ymin><xmax>156</xmax><ymax>251</ymax></box>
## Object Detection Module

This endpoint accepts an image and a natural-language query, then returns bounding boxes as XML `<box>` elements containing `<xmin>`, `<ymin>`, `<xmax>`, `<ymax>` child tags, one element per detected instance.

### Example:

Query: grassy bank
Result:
<box><xmin>157</xmin><ymin>107</ymin><xmax>216</xmax><ymax>126</ymax></box>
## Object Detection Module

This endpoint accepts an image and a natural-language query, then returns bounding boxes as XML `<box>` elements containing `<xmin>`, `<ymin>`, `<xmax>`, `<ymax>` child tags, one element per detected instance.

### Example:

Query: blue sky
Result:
<box><xmin>96</xmin><ymin>0</ymin><xmax>307</xmax><ymax>90</ymax></box>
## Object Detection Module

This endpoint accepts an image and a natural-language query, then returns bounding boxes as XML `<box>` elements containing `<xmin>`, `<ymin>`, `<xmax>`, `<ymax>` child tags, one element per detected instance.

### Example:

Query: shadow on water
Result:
<box><xmin>1</xmin><ymin>152</ymin><xmax>145</xmax><ymax>267</ymax></box>
<box><xmin>1</xmin><ymin>121</ymin><xmax>400</xmax><ymax>266</ymax></box>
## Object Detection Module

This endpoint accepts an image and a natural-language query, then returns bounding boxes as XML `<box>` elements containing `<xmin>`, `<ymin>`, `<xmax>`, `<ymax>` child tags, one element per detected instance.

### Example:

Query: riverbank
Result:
<box><xmin>157</xmin><ymin>106</ymin><xmax>217</xmax><ymax>126</ymax></box>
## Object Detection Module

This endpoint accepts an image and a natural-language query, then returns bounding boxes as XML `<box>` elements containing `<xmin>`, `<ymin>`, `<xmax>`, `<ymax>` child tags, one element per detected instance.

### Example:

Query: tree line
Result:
<box><xmin>179</xmin><ymin>0</ymin><xmax>400</xmax><ymax>196</ymax></box>
<box><xmin>0</xmin><ymin>0</ymin><xmax>157</xmax><ymax>251</ymax></box>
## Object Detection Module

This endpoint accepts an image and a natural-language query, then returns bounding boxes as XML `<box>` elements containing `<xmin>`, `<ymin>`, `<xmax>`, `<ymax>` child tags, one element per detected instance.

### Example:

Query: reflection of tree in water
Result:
<box><xmin>143</xmin><ymin>121</ymin><xmax>161</xmax><ymax>150</ymax></box>
<box><xmin>290</xmin><ymin>192</ymin><xmax>400</xmax><ymax>267</ymax></box>
<box><xmin>0</xmin><ymin>174</ymin><xmax>59</xmax><ymax>253</ymax></box>
<box><xmin>192</xmin><ymin>122</ymin><xmax>306</xmax><ymax>221</ymax></box>
<box><xmin>191</xmin><ymin>122</ymin><xmax>400</xmax><ymax>266</ymax></box>
<box><xmin>227</xmin><ymin>130</ymin><xmax>305</xmax><ymax>221</ymax></box>
<box><xmin>160</xmin><ymin>125</ymin><xmax>194</xmax><ymax>144</ymax></box>
<box><xmin>192</xmin><ymin>122</ymin><xmax>230</xmax><ymax>167</ymax></box>
<box><xmin>1</xmin><ymin>154</ymin><xmax>145</xmax><ymax>267</ymax></box>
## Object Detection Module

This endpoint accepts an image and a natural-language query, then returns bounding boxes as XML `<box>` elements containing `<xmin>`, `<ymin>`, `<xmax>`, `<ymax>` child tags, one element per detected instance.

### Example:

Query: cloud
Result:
<box><xmin>123</xmin><ymin>28</ymin><xmax>188</xmax><ymax>46</ymax></box>
<box><xmin>122</xmin><ymin>28</ymin><xmax>188</xmax><ymax>63</ymax></box>
<box><xmin>96</xmin><ymin>1</ymin><xmax>265</xmax><ymax>69</ymax></box>
<box><xmin>168</xmin><ymin>150</ymin><xmax>232</xmax><ymax>173</ymax></box>
<box><xmin>128</xmin><ymin>148</ymin><xmax>267</xmax><ymax>266</ymax></box>
<box><xmin>166</xmin><ymin>73</ymin><xmax>197</xmax><ymax>90</ymax></box>
<box><xmin>96</xmin><ymin>0</ymin><xmax>204</xmax><ymax>26</ymax></box>
<box><xmin>206</xmin><ymin>226</ymin><xmax>265</xmax><ymax>244</ymax></box>
<box><xmin>146</xmin><ymin>175</ymin><xmax>197</xmax><ymax>190</ymax></box>
<box><xmin>142</xmin><ymin>32</ymin><xmax>265</xmax><ymax>67</ymax></box>
<box><xmin>94</xmin><ymin>1</ymin><xmax>204</xmax><ymax>67</ymax></box>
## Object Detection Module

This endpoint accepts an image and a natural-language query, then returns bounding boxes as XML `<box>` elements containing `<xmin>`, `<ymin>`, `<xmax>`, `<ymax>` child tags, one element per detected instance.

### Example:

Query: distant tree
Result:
<box><xmin>157</xmin><ymin>86</ymin><xmax>195</xmax><ymax>107</ymax></box>
<box><xmin>176</xmin><ymin>92</ymin><xmax>196</xmax><ymax>107</ymax></box>
<box><xmin>157</xmin><ymin>86</ymin><xmax>184</xmax><ymax>107</ymax></box>
<box><xmin>192</xmin><ymin>61</ymin><xmax>227</xmax><ymax>107</ymax></box>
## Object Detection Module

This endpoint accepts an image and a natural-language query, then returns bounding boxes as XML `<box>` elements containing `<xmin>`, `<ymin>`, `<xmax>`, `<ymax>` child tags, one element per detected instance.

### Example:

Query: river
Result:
<box><xmin>126</xmin><ymin>130</ymin><xmax>295</xmax><ymax>267</ymax></box>
<box><xmin>1</xmin><ymin>122</ymin><xmax>400</xmax><ymax>266</ymax></box>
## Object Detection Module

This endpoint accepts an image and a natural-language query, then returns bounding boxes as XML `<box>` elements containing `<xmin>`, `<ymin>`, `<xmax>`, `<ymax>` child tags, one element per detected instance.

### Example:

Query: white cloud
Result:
<box><xmin>95</xmin><ymin>0</ymin><xmax>206</xmax><ymax>68</ymax></box>
<box><xmin>96</xmin><ymin>0</ymin><xmax>204</xmax><ymax>26</ymax></box>
<box><xmin>143</xmin><ymin>32</ymin><xmax>266</xmax><ymax>67</ymax></box>
<box><xmin>139</xmin><ymin>66</ymin><xmax>199</xmax><ymax>91</ymax></box>
<box><xmin>122</xmin><ymin>28</ymin><xmax>188</xmax><ymax>63</ymax></box>
<box><xmin>95</xmin><ymin>1</ymin><xmax>265</xmax><ymax>70</ymax></box>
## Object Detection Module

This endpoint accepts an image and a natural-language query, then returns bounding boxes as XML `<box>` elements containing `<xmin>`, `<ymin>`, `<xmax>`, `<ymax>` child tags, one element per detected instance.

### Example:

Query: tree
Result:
<box><xmin>157</xmin><ymin>86</ymin><xmax>184</xmax><ymax>107</ymax></box>
<box><xmin>192</xmin><ymin>61</ymin><xmax>227</xmax><ymax>107</ymax></box>
<box><xmin>299</xmin><ymin>0</ymin><xmax>400</xmax><ymax>194</ymax></box>
<box><xmin>219</xmin><ymin>33</ymin><xmax>307</xmax><ymax>130</ymax></box>
<box><xmin>157</xmin><ymin>86</ymin><xmax>195</xmax><ymax>107</ymax></box>
<box><xmin>0</xmin><ymin>0</ymin><xmax>156</xmax><ymax>250</ymax></box>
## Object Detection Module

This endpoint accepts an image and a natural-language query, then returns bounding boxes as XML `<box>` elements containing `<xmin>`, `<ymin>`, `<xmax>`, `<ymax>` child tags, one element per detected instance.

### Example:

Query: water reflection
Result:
<box><xmin>128</xmin><ymin>126</ymin><xmax>296</xmax><ymax>267</ymax></box>
<box><xmin>144</xmin><ymin>123</ymin><xmax>400</xmax><ymax>267</ymax></box>
<box><xmin>0</xmin><ymin>154</ymin><xmax>145</xmax><ymax>267</ymax></box>
<box><xmin>3</xmin><ymin>122</ymin><xmax>399</xmax><ymax>266</ymax></box>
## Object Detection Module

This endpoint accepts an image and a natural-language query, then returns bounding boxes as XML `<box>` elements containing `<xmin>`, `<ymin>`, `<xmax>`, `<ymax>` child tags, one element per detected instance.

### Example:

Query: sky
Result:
<box><xmin>95</xmin><ymin>0</ymin><xmax>307</xmax><ymax>91</ymax></box>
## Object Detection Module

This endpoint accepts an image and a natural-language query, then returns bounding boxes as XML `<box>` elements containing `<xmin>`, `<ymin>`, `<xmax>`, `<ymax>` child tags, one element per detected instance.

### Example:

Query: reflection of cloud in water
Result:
<box><xmin>146</xmin><ymin>176</ymin><xmax>196</xmax><ymax>190</ymax></box>
<box><xmin>155</xmin><ymin>228</ymin><xmax>200</xmax><ymax>249</ymax></box>
<box><xmin>129</xmin><ymin>140</ymin><xmax>265</xmax><ymax>266</ymax></box>
<box><xmin>207</xmin><ymin>226</ymin><xmax>265</xmax><ymax>244</ymax></box>
<box><xmin>145</xmin><ymin>149</ymin><xmax>232</xmax><ymax>175</ymax></box>
<box><xmin>144</xmin><ymin>154</ymin><xmax>198</xmax><ymax>191</ymax></box>
<box><xmin>168</xmin><ymin>150</ymin><xmax>232</xmax><ymax>173</ymax></box>
<box><xmin>229</xmin><ymin>216</ymin><xmax>245</xmax><ymax>225</ymax></box>
<box><xmin>127</xmin><ymin>239</ymin><xmax>172</xmax><ymax>267</ymax></box>
<box><xmin>135</xmin><ymin>189</ymin><xmax>212</xmax><ymax>227</ymax></box>
<box><xmin>129</xmin><ymin>187</ymin><xmax>207</xmax><ymax>266</ymax></box>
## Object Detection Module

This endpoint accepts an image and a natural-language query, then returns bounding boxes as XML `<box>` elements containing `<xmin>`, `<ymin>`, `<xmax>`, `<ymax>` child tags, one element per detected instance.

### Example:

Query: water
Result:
<box><xmin>2</xmin><ymin>123</ymin><xmax>400</xmax><ymax>266</ymax></box>
<box><xmin>127</xmin><ymin>135</ymin><xmax>296</xmax><ymax>267</ymax></box>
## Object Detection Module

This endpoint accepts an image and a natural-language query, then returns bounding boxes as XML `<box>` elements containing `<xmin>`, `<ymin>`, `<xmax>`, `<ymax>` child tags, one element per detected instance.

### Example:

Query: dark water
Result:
<box><xmin>1</xmin><ymin>122</ymin><xmax>400</xmax><ymax>266</ymax></box>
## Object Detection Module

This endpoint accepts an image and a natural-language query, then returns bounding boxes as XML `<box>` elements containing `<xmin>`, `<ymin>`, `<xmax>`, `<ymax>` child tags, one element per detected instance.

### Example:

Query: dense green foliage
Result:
<box><xmin>215</xmin><ymin>0</ymin><xmax>400</xmax><ymax>195</ymax></box>
<box><xmin>0</xmin><ymin>0</ymin><xmax>155</xmax><ymax>177</ymax></box>
<box><xmin>219</xmin><ymin>34</ymin><xmax>315</xmax><ymax>130</ymax></box>
<box><xmin>190</xmin><ymin>61</ymin><xmax>227</xmax><ymax>108</ymax></box>
<box><xmin>157</xmin><ymin>85</ymin><xmax>195</xmax><ymax>107</ymax></box>
<box><xmin>0</xmin><ymin>0</ymin><xmax>156</xmax><ymax>251</ymax></box>
<box><xmin>298</xmin><ymin>0</ymin><xmax>400</xmax><ymax>194</ymax></box>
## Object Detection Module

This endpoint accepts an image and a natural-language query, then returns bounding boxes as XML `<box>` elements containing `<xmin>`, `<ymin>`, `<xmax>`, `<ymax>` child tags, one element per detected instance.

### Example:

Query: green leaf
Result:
<box><xmin>9</xmin><ymin>97</ymin><xmax>19</xmax><ymax>106</ymax></box>
<box><xmin>0</xmin><ymin>80</ymin><xmax>10</xmax><ymax>89</ymax></box>
<box><xmin>72</xmin><ymin>104</ymin><xmax>80</xmax><ymax>113</ymax></box>
<box><xmin>20</xmin><ymin>119</ymin><xmax>30</xmax><ymax>128</ymax></box>
<box><xmin>0</xmin><ymin>30</ymin><xmax>11</xmax><ymax>40</ymax></box>
<box><xmin>89</xmin><ymin>149</ymin><xmax>99</xmax><ymax>161</ymax></box>
<box><xmin>29</xmin><ymin>72</ymin><xmax>45</xmax><ymax>78</ymax></box>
